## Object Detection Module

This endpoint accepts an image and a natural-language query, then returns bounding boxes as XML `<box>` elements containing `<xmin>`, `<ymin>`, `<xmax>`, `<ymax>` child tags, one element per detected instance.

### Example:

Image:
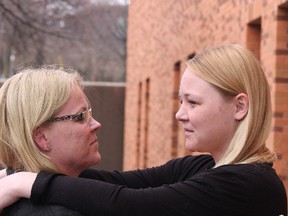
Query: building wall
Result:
<box><xmin>124</xmin><ymin>0</ymin><xmax>288</xmax><ymax>194</ymax></box>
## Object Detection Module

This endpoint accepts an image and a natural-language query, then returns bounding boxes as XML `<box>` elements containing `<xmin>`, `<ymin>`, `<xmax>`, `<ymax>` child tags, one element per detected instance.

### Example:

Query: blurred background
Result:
<box><xmin>0</xmin><ymin>0</ymin><xmax>128</xmax><ymax>82</ymax></box>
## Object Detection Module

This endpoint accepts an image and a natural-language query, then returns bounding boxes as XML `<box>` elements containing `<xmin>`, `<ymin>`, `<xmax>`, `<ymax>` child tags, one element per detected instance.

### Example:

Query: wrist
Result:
<box><xmin>10</xmin><ymin>172</ymin><xmax>37</xmax><ymax>199</ymax></box>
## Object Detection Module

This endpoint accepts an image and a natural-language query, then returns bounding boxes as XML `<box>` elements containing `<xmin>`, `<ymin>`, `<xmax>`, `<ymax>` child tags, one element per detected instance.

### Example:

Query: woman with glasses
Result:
<box><xmin>0</xmin><ymin>66</ymin><xmax>101</xmax><ymax>215</ymax></box>
<box><xmin>0</xmin><ymin>44</ymin><xmax>287</xmax><ymax>215</ymax></box>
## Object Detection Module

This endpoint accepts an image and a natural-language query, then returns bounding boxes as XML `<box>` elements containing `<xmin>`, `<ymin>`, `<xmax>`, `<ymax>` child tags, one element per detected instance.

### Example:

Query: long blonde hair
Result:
<box><xmin>186</xmin><ymin>44</ymin><xmax>276</xmax><ymax>166</ymax></box>
<box><xmin>0</xmin><ymin>66</ymin><xmax>82</xmax><ymax>172</ymax></box>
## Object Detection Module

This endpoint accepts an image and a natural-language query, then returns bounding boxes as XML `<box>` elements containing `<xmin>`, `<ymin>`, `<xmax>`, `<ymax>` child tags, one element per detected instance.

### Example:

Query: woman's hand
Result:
<box><xmin>0</xmin><ymin>174</ymin><xmax>20</xmax><ymax>209</ymax></box>
<box><xmin>0</xmin><ymin>172</ymin><xmax>37</xmax><ymax>209</ymax></box>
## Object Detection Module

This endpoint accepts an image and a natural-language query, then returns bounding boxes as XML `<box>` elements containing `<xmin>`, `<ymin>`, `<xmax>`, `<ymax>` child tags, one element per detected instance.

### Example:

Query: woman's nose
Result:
<box><xmin>175</xmin><ymin>105</ymin><xmax>187</xmax><ymax>121</ymax></box>
<box><xmin>90</xmin><ymin>117</ymin><xmax>101</xmax><ymax>131</ymax></box>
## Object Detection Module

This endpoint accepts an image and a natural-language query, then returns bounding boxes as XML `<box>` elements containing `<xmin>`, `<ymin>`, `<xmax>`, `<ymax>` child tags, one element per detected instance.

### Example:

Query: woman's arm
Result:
<box><xmin>79</xmin><ymin>155</ymin><xmax>214</xmax><ymax>188</ymax></box>
<box><xmin>0</xmin><ymin>172</ymin><xmax>37</xmax><ymax>209</ymax></box>
<box><xmin>29</xmin><ymin>155</ymin><xmax>215</xmax><ymax>216</ymax></box>
<box><xmin>31</xmin><ymin>171</ymin><xmax>205</xmax><ymax>216</ymax></box>
<box><xmin>0</xmin><ymin>155</ymin><xmax>214</xmax><ymax>215</ymax></box>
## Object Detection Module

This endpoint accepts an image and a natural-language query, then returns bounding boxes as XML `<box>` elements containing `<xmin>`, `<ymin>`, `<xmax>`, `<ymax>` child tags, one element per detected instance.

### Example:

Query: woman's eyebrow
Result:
<box><xmin>181</xmin><ymin>93</ymin><xmax>201</xmax><ymax>101</ymax></box>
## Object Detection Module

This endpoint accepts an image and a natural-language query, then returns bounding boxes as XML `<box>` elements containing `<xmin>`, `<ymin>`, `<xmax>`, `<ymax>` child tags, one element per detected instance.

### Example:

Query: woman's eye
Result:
<box><xmin>75</xmin><ymin>113</ymin><xmax>84</xmax><ymax>121</ymax></box>
<box><xmin>178</xmin><ymin>96</ymin><xmax>197</xmax><ymax>107</ymax></box>
<box><xmin>188</xmin><ymin>100</ymin><xmax>197</xmax><ymax>107</ymax></box>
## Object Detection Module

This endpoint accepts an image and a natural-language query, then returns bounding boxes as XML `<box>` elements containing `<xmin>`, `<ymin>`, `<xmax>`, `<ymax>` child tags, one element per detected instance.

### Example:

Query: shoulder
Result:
<box><xmin>211</xmin><ymin>163</ymin><xmax>280</xmax><ymax>180</ymax></box>
<box><xmin>2</xmin><ymin>198</ymin><xmax>83</xmax><ymax>216</ymax></box>
<box><xmin>221</xmin><ymin>163</ymin><xmax>285</xmax><ymax>190</ymax></box>
<box><xmin>194</xmin><ymin>163</ymin><xmax>286</xmax><ymax>202</ymax></box>
<box><xmin>198</xmin><ymin>163</ymin><xmax>282</xmax><ymax>185</ymax></box>
<box><xmin>189</xmin><ymin>163</ymin><xmax>287</xmax><ymax>214</ymax></box>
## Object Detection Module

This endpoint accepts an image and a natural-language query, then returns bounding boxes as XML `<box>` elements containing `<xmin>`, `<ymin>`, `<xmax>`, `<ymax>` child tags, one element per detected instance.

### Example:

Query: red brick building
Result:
<box><xmin>124</xmin><ymin>0</ymin><xmax>288</xmax><ymax>195</ymax></box>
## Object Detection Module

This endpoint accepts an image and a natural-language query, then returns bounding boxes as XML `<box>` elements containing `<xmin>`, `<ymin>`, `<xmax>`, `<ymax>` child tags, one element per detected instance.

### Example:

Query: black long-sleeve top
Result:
<box><xmin>30</xmin><ymin>155</ymin><xmax>287</xmax><ymax>216</ymax></box>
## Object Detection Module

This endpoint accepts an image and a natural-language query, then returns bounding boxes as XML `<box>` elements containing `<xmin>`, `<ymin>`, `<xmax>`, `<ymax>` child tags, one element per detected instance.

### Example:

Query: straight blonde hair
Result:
<box><xmin>186</xmin><ymin>44</ymin><xmax>276</xmax><ymax>166</ymax></box>
<box><xmin>0</xmin><ymin>66</ymin><xmax>82</xmax><ymax>173</ymax></box>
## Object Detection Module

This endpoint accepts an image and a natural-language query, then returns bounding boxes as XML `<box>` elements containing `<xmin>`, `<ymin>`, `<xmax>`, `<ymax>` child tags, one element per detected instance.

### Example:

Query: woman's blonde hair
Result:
<box><xmin>186</xmin><ymin>44</ymin><xmax>276</xmax><ymax>166</ymax></box>
<box><xmin>0</xmin><ymin>65</ymin><xmax>82</xmax><ymax>173</ymax></box>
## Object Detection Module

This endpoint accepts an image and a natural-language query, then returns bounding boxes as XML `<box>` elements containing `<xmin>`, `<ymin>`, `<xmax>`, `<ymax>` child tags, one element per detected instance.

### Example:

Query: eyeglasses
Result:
<box><xmin>46</xmin><ymin>108</ymin><xmax>92</xmax><ymax>123</ymax></box>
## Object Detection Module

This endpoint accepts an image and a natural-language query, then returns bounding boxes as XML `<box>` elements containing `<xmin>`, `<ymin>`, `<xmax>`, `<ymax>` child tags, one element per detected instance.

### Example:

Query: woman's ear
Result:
<box><xmin>234</xmin><ymin>93</ymin><xmax>249</xmax><ymax>121</ymax></box>
<box><xmin>33</xmin><ymin>126</ymin><xmax>51</xmax><ymax>152</ymax></box>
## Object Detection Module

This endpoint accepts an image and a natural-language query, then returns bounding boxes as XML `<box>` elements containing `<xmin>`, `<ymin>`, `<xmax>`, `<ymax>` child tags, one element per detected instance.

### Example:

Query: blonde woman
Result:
<box><xmin>0</xmin><ymin>66</ymin><xmax>101</xmax><ymax>215</ymax></box>
<box><xmin>0</xmin><ymin>45</ymin><xmax>286</xmax><ymax>216</ymax></box>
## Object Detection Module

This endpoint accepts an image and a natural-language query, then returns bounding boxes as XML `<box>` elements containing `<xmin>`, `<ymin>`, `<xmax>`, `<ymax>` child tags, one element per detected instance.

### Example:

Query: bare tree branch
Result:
<box><xmin>0</xmin><ymin>0</ymin><xmax>128</xmax><ymax>81</ymax></box>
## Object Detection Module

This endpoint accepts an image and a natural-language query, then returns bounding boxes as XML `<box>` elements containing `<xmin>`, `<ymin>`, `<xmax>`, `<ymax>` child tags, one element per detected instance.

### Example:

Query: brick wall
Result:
<box><xmin>124</xmin><ymin>0</ymin><xmax>288</xmax><ymax>194</ymax></box>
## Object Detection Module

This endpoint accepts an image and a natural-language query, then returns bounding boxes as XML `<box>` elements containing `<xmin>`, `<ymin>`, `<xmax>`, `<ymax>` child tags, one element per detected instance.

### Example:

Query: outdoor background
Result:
<box><xmin>1</xmin><ymin>0</ymin><xmax>288</xmax><ymax>201</ymax></box>
<box><xmin>0</xmin><ymin>0</ymin><xmax>127</xmax><ymax>170</ymax></box>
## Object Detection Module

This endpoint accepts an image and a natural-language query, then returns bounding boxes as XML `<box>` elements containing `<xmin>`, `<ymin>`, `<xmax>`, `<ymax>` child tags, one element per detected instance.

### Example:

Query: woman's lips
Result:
<box><xmin>184</xmin><ymin>128</ymin><xmax>194</xmax><ymax>136</ymax></box>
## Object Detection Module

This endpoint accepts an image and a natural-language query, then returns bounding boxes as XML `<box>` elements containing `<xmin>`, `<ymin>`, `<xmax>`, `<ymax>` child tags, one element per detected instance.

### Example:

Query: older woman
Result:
<box><xmin>0</xmin><ymin>66</ymin><xmax>101</xmax><ymax>215</ymax></box>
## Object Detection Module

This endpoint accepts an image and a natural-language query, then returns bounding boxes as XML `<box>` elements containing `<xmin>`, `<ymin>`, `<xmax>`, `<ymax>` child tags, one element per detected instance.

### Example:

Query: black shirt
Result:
<box><xmin>1</xmin><ymin>198</ymin><xmax>83</xmax><ymax>216</ymax></box>
<box><xmin>31</xmin><ymin>155</ymin><xmax>287</xmax><ymax>216</ymax></box>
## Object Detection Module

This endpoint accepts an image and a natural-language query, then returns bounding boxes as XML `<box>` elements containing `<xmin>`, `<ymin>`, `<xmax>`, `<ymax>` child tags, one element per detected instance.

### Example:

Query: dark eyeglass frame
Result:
<box><xmin>45</xmin><ymin>108</ymin><xmax>92</xmax><ymax>123</ymax></box>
